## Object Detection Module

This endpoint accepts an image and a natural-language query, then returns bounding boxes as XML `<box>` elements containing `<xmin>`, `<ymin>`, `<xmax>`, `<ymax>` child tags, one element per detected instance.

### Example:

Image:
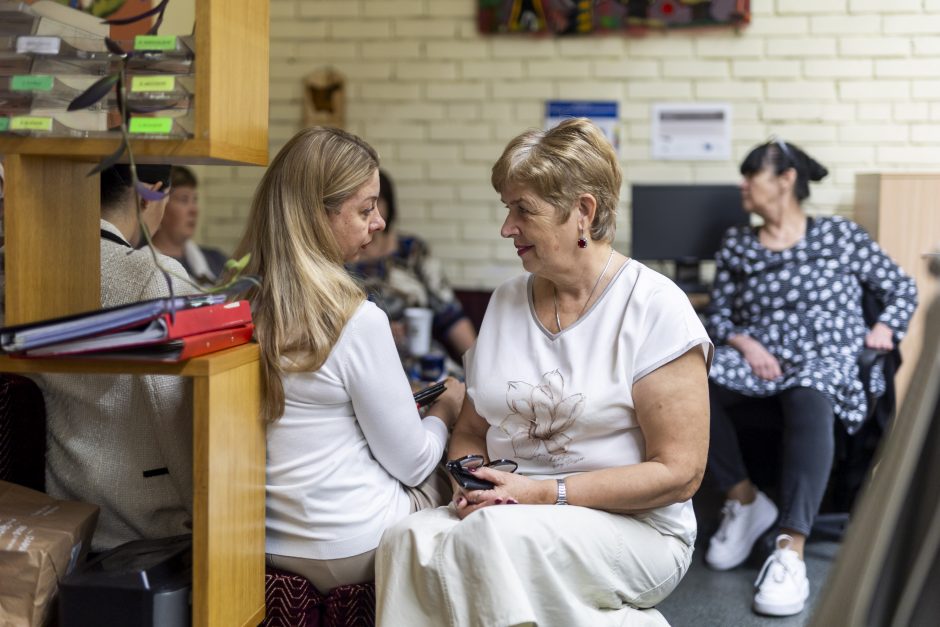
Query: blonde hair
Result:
<box><xmin>233</xmin><ymin>127</ymin><xmax>380</xmax><ymax>423</ymax></box>
<box><xmin>491</xmin><ymin>117</ymin><xmax>621</xmax><ymax>244</ymax></box>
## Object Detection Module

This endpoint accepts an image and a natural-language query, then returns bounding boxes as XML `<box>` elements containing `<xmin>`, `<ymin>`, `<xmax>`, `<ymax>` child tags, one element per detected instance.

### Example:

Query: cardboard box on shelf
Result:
<box><xmin>0</xmin><ymin>481</ymin><xmax>98</xmax><ymax>627</ymax></box>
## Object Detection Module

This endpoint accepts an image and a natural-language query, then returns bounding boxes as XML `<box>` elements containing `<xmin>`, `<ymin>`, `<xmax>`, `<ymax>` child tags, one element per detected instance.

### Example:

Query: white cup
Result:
<box><xmin>403</xmin><ymin>307</ymin><xmax>433</xmax><ymax>357</ymax></box>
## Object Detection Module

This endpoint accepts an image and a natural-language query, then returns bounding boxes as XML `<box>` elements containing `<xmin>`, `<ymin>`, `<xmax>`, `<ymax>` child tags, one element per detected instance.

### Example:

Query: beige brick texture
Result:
<box><xmin>194</xmin><ymin>3</ymin><xmax>940</xmax><ymax>289</ymax></box>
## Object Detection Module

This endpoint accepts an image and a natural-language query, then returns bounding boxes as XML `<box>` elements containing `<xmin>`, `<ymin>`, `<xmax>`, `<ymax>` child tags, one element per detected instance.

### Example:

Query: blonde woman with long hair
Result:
<box><xmin>233</xmin><ymin>127</ymin><xmax>464</xmax><ymax>592</ymax></box>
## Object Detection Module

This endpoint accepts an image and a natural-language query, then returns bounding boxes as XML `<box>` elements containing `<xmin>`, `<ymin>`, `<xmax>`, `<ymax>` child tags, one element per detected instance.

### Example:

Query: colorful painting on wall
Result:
<box><xmin>478</xmin><ymin>0</ymin><xmax>750</xmax><ymax>35</ymax></box>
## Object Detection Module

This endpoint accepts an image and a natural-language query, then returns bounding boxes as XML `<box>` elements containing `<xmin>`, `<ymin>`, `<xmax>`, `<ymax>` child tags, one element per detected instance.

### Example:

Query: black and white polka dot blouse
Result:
<box><xmin>705</xmin><ymin>216</ymin><xmax>917</xmax><ymax>432</ymax></box>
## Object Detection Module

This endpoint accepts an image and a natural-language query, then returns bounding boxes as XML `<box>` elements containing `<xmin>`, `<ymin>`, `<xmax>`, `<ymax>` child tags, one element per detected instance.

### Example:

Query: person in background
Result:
<box><xmin>347</xmin><ymin>170</ymin><xmax>476</xmax><ymax>365</ymax></box>
<box><xmin>232</xmin><ymin>127</ymin><xmax>464</xmax><ymax>593</ymax></box>
<box><xmin>703</xmin><ymin>139</ymin><xmax>917</xmax><ymax>617</ymax></box>
<box><xmin>36</xmin><ymin>165</ymin><xmax>199</xmax><ymax>551</ymax></box>
<box><xmin>376</xmin><ymin>118</ymin><xmax>711</xmax><ymax>626</ymax></box>
<box><xmin>150</xmin><ymin>166</ymin><xmax>228</xmax><ymax>285</ymax></box>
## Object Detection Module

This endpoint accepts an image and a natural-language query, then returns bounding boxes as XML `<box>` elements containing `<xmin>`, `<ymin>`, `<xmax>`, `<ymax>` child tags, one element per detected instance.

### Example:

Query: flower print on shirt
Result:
<box><xmin>500</xmin><ymin>370</ymin><xmax>583</xmax><ymax>458</ymax></box>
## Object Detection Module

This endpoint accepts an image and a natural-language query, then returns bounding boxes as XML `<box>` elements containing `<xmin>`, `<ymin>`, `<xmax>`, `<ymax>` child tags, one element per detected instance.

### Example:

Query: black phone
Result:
<box><xmin>446</xmin><ymin>463</ymin><xmax>495</xmax><ymax>491</ymax></box>
<box><xmin>413</xmin><ymin>381</ymin><xmax>446</xmax><ymax>408</ymax></box>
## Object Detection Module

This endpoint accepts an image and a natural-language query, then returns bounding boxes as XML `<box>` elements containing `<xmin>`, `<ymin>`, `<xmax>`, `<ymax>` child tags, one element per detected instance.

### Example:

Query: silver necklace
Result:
<box><xmin>553</xmin><ymin>249</ymin><xmax>615</xmax><ymax>333</ymax></box>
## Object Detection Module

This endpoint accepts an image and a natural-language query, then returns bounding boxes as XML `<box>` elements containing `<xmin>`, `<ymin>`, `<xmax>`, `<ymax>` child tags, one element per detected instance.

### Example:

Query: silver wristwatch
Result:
<box><xmin>555</xmin><ymin>478</ymin><xmax>568</xmax><ymax>505</ymax></box>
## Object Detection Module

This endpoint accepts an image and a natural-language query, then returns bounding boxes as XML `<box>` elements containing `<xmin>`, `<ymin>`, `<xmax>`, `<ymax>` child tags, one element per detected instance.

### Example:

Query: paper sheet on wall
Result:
<box><xmin>651</xmin><ymin>103</ymin><xmax>732</xmax><ymax>160</ymax></box>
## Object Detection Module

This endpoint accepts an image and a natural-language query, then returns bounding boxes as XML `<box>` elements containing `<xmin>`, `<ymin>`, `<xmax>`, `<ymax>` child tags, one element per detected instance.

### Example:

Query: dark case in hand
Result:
<box><xmin>447</xmin><ymin>465</ymin><xmax>495</xmax><ymax>491</ymax></box>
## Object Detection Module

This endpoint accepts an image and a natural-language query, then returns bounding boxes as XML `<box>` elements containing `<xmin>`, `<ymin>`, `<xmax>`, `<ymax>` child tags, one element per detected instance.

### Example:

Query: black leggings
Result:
<box><xmin>707</xmin><ymin>382</ymin><xmax>835</xmax><ymax>536</ymax></box>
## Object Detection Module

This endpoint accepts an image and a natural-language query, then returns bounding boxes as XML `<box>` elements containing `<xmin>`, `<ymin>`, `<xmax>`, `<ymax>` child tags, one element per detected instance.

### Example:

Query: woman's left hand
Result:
<box><xmin>452</xmin><ymin>466</ymin><xmax>548</xmax><ymax>520</ymax></box>
<box><xmin>865</xmin><ymin>322</ymin><xmax>894</xmax><ymax>351</ymax></box>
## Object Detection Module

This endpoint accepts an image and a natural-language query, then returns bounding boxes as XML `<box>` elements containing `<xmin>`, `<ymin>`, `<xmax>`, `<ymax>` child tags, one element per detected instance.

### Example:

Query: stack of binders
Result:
<box><xmin>0</xmin><ymin>295</ymin><xmax>254</xmax><ymax>362</ymax></box>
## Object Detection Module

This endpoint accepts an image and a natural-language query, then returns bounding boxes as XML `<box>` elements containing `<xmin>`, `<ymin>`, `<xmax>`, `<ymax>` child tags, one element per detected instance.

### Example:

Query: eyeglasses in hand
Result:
<box><xmin>447</xmin><ymin>454</ymin><xmax>518</xmax><ymax>473</ymax></box>
<box><xmin>446</xmin><ymin>455</ymin><xmax>518</xmax><ymax>491</ymax></box>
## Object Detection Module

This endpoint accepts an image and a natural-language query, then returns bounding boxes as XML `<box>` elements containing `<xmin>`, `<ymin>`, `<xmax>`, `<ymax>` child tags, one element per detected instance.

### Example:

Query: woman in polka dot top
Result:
<box><xmin>701</xmin><ymin>139</ymin><xmax>916</xmax><ymax>617</ymax></box>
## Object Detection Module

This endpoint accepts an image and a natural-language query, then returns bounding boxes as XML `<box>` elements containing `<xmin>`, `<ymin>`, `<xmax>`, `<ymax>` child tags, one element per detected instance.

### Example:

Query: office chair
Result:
<box><xmin>811</xmin><ymin>289</ymin><xmax>903</xmax><ymax>539</ymax></box>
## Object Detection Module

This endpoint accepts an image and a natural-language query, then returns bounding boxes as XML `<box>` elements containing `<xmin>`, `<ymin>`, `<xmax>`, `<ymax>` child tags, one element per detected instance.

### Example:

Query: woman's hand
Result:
<box><xmin>865</xmin><ymin>322</ymin><xmax>894</xmax><ymax>351</ymax></box>
<box><xmin>730</xmin><ymin>334</ymin><xmax>782</xmax><ymax>380</ymax></box>
<box><xmin>428</xmin><ymin>377</ymin><xmax>465</xmax><ymax>429</ymax></box>
<box><xmin>452</xmin><ymin>466</ymin><xmax>550</xmax><ymax>520</ymax></box>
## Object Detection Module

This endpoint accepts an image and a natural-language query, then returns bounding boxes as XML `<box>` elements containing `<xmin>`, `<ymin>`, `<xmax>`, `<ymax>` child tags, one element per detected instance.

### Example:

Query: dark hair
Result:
<box><xmin>378</xmin><ymin>169</ymin><xmax>396</xmax><ymax>228</ymax></box>
<box><xmin>100</xmin><ymin>165</ymin><xmax>132</xmax><ymax>208</ymax></box>
<box><xmin>100</xmin><ymin>164</ymin><xmax>172</xmax><ymax>209</ymax></box>
<box><xmin>739</xmin><ymin>139</ymin><xmax>829</xmax><ymax>202</ymax></box>
<box><xmin>170</xmin><ymin>165</ymin><xmax>197</xmax><ymax>189</ymax></box>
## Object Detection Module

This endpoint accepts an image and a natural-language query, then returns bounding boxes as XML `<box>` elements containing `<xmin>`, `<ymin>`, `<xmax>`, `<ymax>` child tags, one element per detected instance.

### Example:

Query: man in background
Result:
<box><xmin>36</xmin><ymin>165</ymin><xmax>199</xmax><ymax>551</ymax></box>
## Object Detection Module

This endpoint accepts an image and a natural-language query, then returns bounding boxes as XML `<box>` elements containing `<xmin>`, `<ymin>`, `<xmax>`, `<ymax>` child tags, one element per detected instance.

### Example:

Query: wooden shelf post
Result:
<box><xmin>4</xmin><ymin>155</ymin><xmax>100</xmax><ymax>326</ymax></box>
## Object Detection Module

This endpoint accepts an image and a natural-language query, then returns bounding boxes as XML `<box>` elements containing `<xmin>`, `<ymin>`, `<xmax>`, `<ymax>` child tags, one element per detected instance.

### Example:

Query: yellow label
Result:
<box><xmin>134</xmin><ymin>35</ymin><xmax>177</xmax><ymax>51</ymax></box>
<box><xmin>131</xmin><ymin>75</ymin><xmax>175</xmax><ymax>92</ymax></box>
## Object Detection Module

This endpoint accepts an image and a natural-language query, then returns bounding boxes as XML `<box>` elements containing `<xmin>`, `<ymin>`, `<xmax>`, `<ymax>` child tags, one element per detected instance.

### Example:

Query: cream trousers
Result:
<box><xmin>376</xmin><ymin>503</ymin><xmax>692</xmax><ymax>627</ymax></box>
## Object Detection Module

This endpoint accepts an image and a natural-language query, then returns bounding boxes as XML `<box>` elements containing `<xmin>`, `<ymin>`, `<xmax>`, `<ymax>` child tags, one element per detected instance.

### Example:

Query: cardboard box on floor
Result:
<box><xmin>0</xmin><ymin>481</ymin><xmax>98</xmax><ymax>627</ymax></box>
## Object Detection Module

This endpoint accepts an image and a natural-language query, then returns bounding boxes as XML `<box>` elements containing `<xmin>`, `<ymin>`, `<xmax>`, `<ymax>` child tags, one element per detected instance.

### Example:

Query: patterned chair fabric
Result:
<box><xmin>324</xmin><ymin>582</ymin><xmax>376</xmax><ymax>626</ymax></box>
<box><xmin>262</xmin><ymin>567</ymin><xmax>375</xmax><ymax>627</ymax></box>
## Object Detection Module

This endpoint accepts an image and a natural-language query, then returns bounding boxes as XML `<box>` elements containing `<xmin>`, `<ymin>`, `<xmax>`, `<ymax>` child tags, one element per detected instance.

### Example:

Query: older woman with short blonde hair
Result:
<box><xmin>376</xmin><ymin>118</ymin><xmax>712</xmax><ymax>626</ymax></box>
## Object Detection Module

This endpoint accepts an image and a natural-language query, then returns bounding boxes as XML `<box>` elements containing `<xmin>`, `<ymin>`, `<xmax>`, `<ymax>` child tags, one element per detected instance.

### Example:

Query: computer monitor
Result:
<box><xmin>630</xmin><ymin>184</ymin><xmax>749</xmax><ymax>292</ymax></box>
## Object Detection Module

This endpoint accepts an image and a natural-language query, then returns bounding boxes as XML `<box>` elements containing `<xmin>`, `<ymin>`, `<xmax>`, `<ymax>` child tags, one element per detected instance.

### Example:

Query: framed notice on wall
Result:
<box><xmin>651</xmin><ymin>102</ymin><xmax>732</xmax><ymax>160</ymax></box>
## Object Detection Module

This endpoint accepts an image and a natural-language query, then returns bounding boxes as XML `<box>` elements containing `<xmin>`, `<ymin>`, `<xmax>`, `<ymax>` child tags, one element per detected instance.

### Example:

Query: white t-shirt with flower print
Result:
<box><xmin>464</xmin><ymin>260</ymin><xmax>712</xmax><ymax>544</ymax></box>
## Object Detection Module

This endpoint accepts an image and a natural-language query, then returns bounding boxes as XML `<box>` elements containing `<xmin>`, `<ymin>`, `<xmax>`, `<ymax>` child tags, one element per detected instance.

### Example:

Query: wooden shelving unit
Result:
<box><xmin>0</xmin><ymin>0</ymin><xmax>269</xmax><ymax>166</ymax></box>
<box><xmin>1</xmin><ymin>2</ymin><xmax>269</xmax><ymax>625</ymax></box>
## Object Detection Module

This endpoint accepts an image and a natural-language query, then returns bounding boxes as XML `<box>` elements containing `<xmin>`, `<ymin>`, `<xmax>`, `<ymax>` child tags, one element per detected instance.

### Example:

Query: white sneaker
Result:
<box><xmin>752</xmin><ymin>534</ymin><xmax>810</xmax><ymax>616</ymax></box>
<box><xmin>705</xmin><ymin>490</ymin><xmax>778</xmax><ymax>570</ymax></box>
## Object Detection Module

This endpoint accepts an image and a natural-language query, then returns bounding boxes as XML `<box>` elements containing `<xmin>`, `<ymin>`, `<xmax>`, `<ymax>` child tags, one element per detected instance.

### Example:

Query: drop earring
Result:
<box><xmin>577</xmin><ymin>224</ymin><xmax>588</xmax><ymax>249</ymax></box>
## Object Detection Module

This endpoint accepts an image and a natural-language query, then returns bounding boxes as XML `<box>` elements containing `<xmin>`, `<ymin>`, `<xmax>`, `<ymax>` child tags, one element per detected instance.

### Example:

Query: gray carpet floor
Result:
<box><xmin>657</xmin><ymin>488</ymin><xmax>842</xmax><ymax>627</ymax></box>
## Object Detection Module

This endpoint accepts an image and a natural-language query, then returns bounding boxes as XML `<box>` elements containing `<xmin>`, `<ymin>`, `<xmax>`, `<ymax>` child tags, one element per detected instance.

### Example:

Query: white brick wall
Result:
<box><xmin>198</xmin><ymin>0</ymin><xmax>940</xmax><ymax>289</ymax></box>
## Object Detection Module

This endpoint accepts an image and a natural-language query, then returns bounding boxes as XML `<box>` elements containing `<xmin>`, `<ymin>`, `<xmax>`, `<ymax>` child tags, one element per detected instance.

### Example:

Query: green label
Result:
<box><xmin>10</xmin><ymin>116</ymin><xmax>53</xmax><ymax>131</ymax></box>
<box><xmin>11</xmin><ymin>75</ymin><xmax>53</xmax><ymax>91</ymax></box>
<box><xmin>0</xmin><ymin>117</ymin><xmax>9</xmax><ymax>132</ymax></box>
<box><xmin>134</xmin><ymin>35</ymin><xmax>177</xmax><ymax>51</ymax></box>
<box><xmin>129</xmin><ymin>117</ymin><xmax>173</xmax><ymax>134</ymax></box>
<box><xmin>131</xmin><ymin>75</ymin><xmax>175</xmax><ymax>92</ymax></box>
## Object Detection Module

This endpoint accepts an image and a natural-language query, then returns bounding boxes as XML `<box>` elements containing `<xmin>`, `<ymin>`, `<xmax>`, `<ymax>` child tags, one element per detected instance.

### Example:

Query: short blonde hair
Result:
<box><xmin>491</xmin><ymin>117</ymin><xmax>621</xmax><ymax>244</ymax></box>
<box><xmin>232</xmin><ymin>126</ymin><xmax>379</xmax><ymax>423</ymax></box>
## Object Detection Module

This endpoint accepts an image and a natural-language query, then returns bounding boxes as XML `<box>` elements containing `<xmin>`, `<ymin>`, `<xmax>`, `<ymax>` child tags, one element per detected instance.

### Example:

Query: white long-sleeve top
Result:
<box><xmin>265</xmin><ymin>300</ymin><xmax>448</xmax><ymax>560</ymax></box>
